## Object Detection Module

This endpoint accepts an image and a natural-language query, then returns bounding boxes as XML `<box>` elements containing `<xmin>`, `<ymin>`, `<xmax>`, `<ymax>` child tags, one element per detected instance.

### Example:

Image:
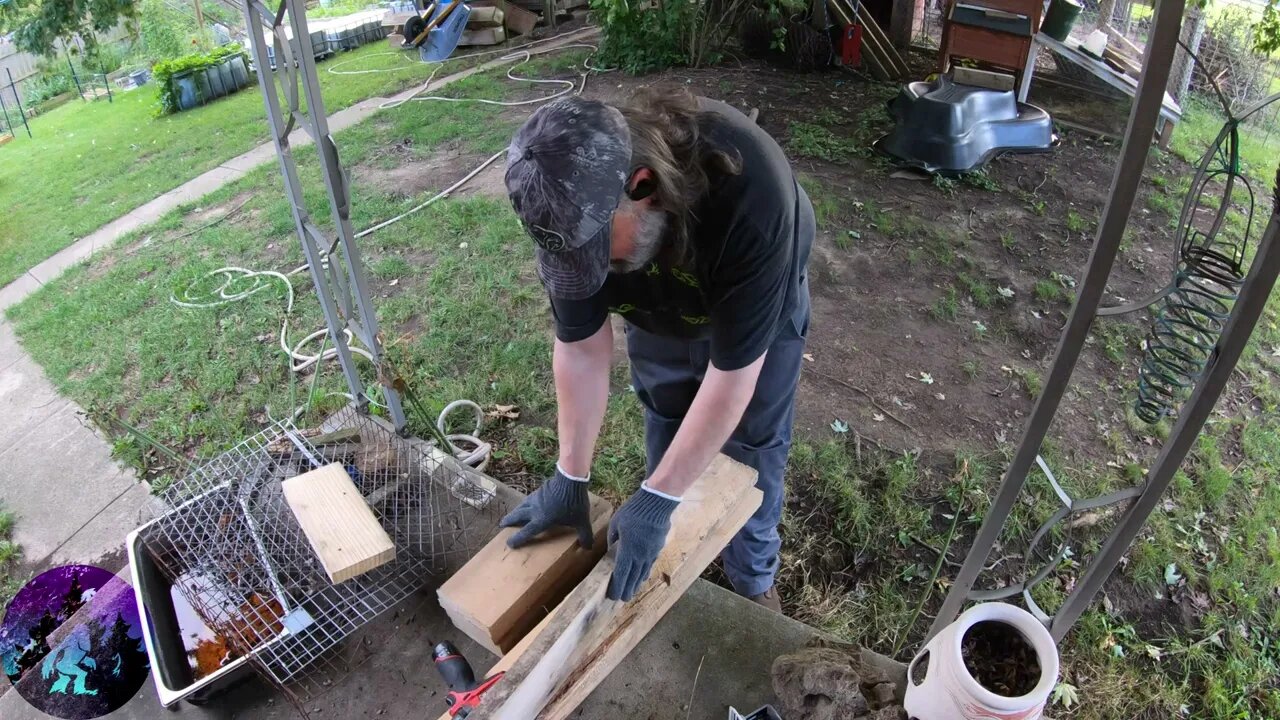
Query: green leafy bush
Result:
<box><xmin>22</xmin><ymin>69</ymin><xmax>74</xmax><ymax>106</ymax></box>
<box><xmin>139</xmin><ymin>0</ymin><xmax>194</xmax><ymax>60</ymax></box>
<box><xmin>592</xmin><ymin>0</ymin><xmax>791</xmax><ymax>73</ymax></box>
<box><xmin>152</xmin><ymin>45</ymin><xmax>247</xmax><ymax>116</ymax></box>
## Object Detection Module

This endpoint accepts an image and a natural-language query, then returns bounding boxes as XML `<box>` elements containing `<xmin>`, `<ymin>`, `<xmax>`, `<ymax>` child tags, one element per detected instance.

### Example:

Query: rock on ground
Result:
<box><xmin>771</xmin><ymin>642</ymin><xmax>909</xmax><ymax>720</ymax></box>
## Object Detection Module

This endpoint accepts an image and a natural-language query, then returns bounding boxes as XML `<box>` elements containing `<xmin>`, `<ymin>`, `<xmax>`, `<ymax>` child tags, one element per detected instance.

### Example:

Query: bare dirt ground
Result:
<box><xmin>583</xmin><ymin>58</ymin><xmax>1176</xmax><ymax>465</ymax></box>
<box><xmin>557</xmin><ymin>55</ymin><xmax>1259</xmax><ymax>660</ymax></box>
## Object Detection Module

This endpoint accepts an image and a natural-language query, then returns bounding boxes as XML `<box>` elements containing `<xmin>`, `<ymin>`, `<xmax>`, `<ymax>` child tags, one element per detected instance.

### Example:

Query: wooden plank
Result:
<box><xmin>473</xmin><ymin>0</ymin><xmax>538</xmax><ymax>35</ymax></box>
<box><xmin>460</xmin><ymin>27</ymin><xmax>507</xmax><ymax>45</ymax></box>
<box><xmin>854</xmin><ymin>2</ymin><xmax>911</xmax><ymax>77</ymax></box>
<box><xmin>467</xmin><ymin>5</ymin><xmax>505</xmax><ymax>26</ymax></box>
<box><xmin>953</xmin><ymin>65</ymin><xmax>1016</xmax><ymax>90</ymax></box>
<box><xmin>463</xmin><ymin>454</ymin><xmax>762</xmax><ymax>720</ymax></box>
<box><xmin>438</xmin><ymin>494</ymin><xmax>613</xmax><ymax>655</ymax></box>
<box><xmin>828</xmin><ymin>0</ymin><xmax>890</xmax><ymax>79</ymax></box>
<box><xmin>1100</xmin><ymin>24</ymin><xmax>1143</xmax><ymax>60</ymax></box>
<box><xmin>282</xmin><ymin>463</ymin><xmax>396</xmax><ymax>584</ymax></box>
<box><xmin>859</xmin><ymin>20</ymin><xmax>899</xmax><ymax>80</ymax></box>
<box><xmin>1103</xmin><ymin>46</ymin><xmax>1140</xmax><ymax>78</ymax></box>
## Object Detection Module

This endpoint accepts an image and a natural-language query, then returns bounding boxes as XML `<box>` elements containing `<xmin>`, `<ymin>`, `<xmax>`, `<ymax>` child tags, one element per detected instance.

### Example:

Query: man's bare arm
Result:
<box><xmin>644</xmin><ymin>353</ymin><xmax>767</xmax><ymax>497</ymax></box>
<box><xmin>554</xmin><ymin>323</ymin><xmax>614</xmax><ymax>477</ymax></box>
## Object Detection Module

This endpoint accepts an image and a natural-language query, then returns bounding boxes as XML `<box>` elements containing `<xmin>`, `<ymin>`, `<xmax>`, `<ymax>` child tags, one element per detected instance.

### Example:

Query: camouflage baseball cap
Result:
<box><xmin>505</xmin><ymin>97</ymin><xmax>632</xmax><ymax>300</ymax></box>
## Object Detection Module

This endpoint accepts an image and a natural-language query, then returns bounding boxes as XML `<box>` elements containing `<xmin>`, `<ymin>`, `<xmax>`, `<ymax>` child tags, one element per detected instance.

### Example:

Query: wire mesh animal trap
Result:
<box><xmin>137</xmin><ymin>406</ymin><xmax>490</xmax><ymax>702</ymax></box>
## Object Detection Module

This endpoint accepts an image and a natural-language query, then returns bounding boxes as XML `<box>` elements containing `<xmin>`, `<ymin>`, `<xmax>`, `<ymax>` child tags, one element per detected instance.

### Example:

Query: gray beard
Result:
<box><xmin>610</xmin><ymin>209</ymin><xmax>668</xmax><ymax>274</ymax></box>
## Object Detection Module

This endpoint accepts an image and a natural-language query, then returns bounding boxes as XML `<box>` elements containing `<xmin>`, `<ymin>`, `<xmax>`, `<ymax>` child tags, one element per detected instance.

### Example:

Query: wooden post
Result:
<box><xmin>194</xmin><ymin>0</ymin><xmax>206</xmax><ymax>33</ymax></box>
<box><xmin>889</xmin><ymin>0</ymin><xmax>915</xmax><ymax>48</ymax></box>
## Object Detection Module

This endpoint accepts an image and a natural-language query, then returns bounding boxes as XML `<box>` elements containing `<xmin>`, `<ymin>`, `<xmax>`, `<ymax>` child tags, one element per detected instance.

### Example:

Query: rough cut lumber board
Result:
<box><xmin>467</xmin><ymin>5</ymin><xmax>505</xmax><ymax>26</ymax></box>
<box><xmin>438</xmin><ymin>494</ymin><xmax>613</xmax><ymax>655</ymax></box>
<box><xmin>473</xmin><ymin>0</ymin><xmax>538</xmax><ymax>35</ymax></box>
<box><xmin>461</xmin><ymin>454</ymin><xmax>762</xmax><ymax>720</ymax></box>
<box><xmin>1103</xmin><ymin>46</ymin><xmax>1141</xmax><ymax>78</ymax></box>
<box><xmin>954</xmin><ymin>66</ymin><xmax>1016</xmax><ymax>90</ymax></box>
<box><xmin>1101</xmin><ymin>25</ymin><xmax>1143</xmax><ymax>60</ymax></box>
<box><xmin>858</xmin><ymin>5</ymin><xmax>910</xmax><ymax>79</ymax></box>
<box><xmin>830</xmin><ymin>0</ymin><xmax>909</xmax><ymax>80</ymax></box>
<box><xmin>283</xmin><ymin>464</ymin><xmax>396</xmax><ymax>584</ymax></box>
<box><xmin>827</xmin><ymin>0</ymin><xmax>890</xmax><ymax>80</ymax></box>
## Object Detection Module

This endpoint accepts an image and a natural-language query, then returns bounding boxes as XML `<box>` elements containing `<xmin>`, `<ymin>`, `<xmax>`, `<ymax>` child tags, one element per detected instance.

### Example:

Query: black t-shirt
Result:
<box><xmin>549</xmin><ymin>98</ymin><xmax>814</xmax><ymax>371</ymax></box>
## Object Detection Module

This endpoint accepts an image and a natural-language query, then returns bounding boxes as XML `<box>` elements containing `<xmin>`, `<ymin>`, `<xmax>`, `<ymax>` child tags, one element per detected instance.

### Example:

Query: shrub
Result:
<box><xmin>139</xmin><ymin>0</ymin><xmax>214</xmax><ymax>60</ymax></box>
<box><xmin>22</xmin><ymin>70</ymin><xmax>74</xmax><ymax>106</ymax></box>
<box><xmin>591</xmin><ymin>0</ymin><xmax>795</xmax><ymax>73</ymax></box>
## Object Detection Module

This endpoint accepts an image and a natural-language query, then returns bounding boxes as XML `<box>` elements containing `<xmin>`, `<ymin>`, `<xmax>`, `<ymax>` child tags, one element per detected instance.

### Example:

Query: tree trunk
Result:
<box><xmin>1095</xmin><ymin>0</ymin><xmax>1117</xmax><ymax>29</ymax></box>
<box><xmin>1170</xmin><ymin>3</ymin><xmax>1206</xmax><ymax>102</ymax></box>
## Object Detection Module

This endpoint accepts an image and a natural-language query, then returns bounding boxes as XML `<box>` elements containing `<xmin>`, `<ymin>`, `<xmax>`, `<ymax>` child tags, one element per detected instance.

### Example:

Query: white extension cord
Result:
<box><xmin>172</xmin><ymin>35</ymin><xmax>609</xmax><ymax>468</ymax></box>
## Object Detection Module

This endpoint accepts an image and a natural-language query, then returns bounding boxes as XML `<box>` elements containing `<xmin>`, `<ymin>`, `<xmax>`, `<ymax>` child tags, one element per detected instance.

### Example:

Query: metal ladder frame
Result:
<box><xmin>239</xmin><ymin>0</ymin><xmax>408</xmax><ymax>431</ymax></box>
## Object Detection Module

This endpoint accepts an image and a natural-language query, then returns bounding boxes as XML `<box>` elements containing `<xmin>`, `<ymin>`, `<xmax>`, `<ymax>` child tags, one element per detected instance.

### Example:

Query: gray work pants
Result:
<box><xmin>625</xmin><ymin>287</ymin><xmax>810</xmax><ymax>597</ymax></box>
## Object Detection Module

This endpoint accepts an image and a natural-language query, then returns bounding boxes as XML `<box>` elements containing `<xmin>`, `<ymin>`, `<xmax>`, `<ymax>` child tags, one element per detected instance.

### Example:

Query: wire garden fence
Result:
<box><xmin>0</xmin><ymin>67</ymin><xmax>32</xmax><ymax>143</ymax></box>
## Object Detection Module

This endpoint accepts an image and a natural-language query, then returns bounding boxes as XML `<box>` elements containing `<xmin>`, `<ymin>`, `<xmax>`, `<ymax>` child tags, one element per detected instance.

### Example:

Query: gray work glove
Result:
<box><xmin>500</xmin><ymin>467</ymin><xmax>594</xmax><ymax>550</ymax></box>
<box><xmin>606</xmin><ymin>487</ymin><xmax>680</xmax><ymax>602</ymax></box>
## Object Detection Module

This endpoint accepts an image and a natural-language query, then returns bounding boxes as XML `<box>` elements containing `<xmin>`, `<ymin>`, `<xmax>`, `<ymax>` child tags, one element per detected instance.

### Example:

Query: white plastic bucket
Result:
<box><xmin>904</xmin><ymin>603</ymin><xmax>1059</xmax><ymax>720</ymax></box>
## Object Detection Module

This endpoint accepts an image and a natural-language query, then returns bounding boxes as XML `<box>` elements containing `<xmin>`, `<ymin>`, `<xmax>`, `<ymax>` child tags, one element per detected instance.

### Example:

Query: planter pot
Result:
<box><xmin>905</xmin><ymin>603</ymin><xmax>1059</xmax><ymax>720</ymax></box>
<box><xmin>201</xmin><ymin>66</ymin><xmax>225</xmax><ymax>100</ymax></box>
<box><xmin>216</xmin><ymin>60</ymin><xmax>235</xmax><ymax>95</ymax></box>
<box><xmin>229</xmin><ymin>55</ymin><xmax>249</xmax><ymax>89</ymax></box>
<box><xmin>1041</xmin><ymin>0</ymin><xmax>1083</xmax><ymax>42</ymax></box>
<box><xmin>173</xmin><ymin>71</ymin><xmax>199</xmax><ymax>111</ymax></box>
<box><xmin>311</xmin><ymin>29</ymin><xmax>331</xmax><ymax>58</ymax></box>
<box><xmin>130</xmin><ymin>69</ymin><xmax>150</xmax><ymax>87</ymax></box>
<box><xmin>35</xmin><ymin>90</ymin><xmax>77</xmax><ymax>115</ymax></box>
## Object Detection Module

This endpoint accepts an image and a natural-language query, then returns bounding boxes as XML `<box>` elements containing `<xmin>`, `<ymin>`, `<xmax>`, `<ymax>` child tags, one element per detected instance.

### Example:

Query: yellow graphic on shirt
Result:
<box><xmin>646</xmin><ymin>262</ymin><xmax>660</xmax><ymax>277</ymax></box>
<box><xmin>682</xmin><ymin>314</ymin><xmax>711</xmax><ymax>325</ymax></box>
<box><xmin>610</xmin><ymin>304</ymin><xmax>637</xmax><ymax>314</ymax></box>
<box><xmin>670</xmin><ymin>267</ymin><xmax>700</xmax><ymax>288</ymax></box>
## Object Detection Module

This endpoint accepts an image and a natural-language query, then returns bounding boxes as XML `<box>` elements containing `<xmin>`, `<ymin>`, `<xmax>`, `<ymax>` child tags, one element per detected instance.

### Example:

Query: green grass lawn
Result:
<box><xmin>0</xmin><ymin>42</ymin><xmax>466</xmax><ymax>288</ymax></box>
<box><xmin>0</xmin><ymin>504</ymin><xmax>21</xmax><ymax>607</ymax></box>
<box><xmin>8</xmin><ymin>53</ymin><xmax>1280</xmax><ymax>718</ymax></box>
<box><xmin>1170</xmin><ymin>95</ymin><xmax>1279</xmax><ymax>190</ymax></box>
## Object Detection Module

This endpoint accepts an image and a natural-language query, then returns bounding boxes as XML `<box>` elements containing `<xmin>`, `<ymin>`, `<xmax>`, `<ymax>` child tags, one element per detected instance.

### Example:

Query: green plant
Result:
<box><xmin>1066</xmin><ymin>209</ymin><xmax>1090</xmax><ymax>233</ymax></box>
<box><xmin>958</xmin><ymin>272</ymin><xmax>994</xmax><ymax>308</ymax></box>
<box><xmin>1019</xmin><ymin>368</ymin><xmax>1043</xmax><ymax>398</ymax></box>
<box><xmin>152</xmin><ymin>45</ymin><xmax>247</xmax><ymax>115</ymax></box>
<box><xmin>962</xmin><ymin>170</ymin><xmax>1001</xmax><ymax>192</ymax></box>
<box><xmin>591</xmin><ymin>0</ymin><xmax>767</xmax><ymax>73</ymax></box>
<box><xmin>999</xmin><ymin>230</ymin><xmax>1017</xmax><ymax>250</ymax></box>
<box><xmin>1034</xmin><ymin>279</ymin><xmax>1062</xmax><ymax>303</ymax></box>
<box><xmin>962</xmin><ymin>359</ymin><xmax>981</xmax><ymax>379</ymax></box>
<box><xmin>22</xmin><ymin>67</ymin><xmax>73</xmax><ymax>105</ymax></box>
<box><xmin>931</xmin><ymin>287</ymin><xmax>959</xmax><ymax>322</ymax></box>
<box><xmin>933</xmin><ymin>175</ymin><xmax>958</xmax><ymax>196</ymax></box>
<box><xmin>788</xmin><ymin>122</ymin><xmax>858</xmax><ymax>161</ymax></box>
<box><xmin>139</xmin><ymin>0</ymin><xmax>195</xmax><ymax>60</ymax></box>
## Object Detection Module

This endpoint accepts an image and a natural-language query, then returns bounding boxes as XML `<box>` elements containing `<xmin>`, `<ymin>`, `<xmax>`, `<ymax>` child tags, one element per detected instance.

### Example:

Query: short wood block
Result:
<box><xmin>438</xmin><ymin>494</ymin><xmax>612</xmax><ymax>655</ymax></box>
<box><xmin>282</xmin><ymin>463</ymin><xmax>396</xmax><ymax>584</ymax></box>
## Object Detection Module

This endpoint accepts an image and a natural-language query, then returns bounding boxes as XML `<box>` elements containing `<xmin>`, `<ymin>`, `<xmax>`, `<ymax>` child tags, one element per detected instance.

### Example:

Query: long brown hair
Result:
<box><xmin>617</xmin><ymin>87</ymin><xmax>743</xmax><ymax>264</ymax></box>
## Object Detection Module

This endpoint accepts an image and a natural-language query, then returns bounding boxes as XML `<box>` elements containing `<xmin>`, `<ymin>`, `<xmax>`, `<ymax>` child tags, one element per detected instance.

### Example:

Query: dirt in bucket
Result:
<box><xmin>961</xmin><ymin>621</ymin><xmax>1041</xmax><ymax>697</ymax></box>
